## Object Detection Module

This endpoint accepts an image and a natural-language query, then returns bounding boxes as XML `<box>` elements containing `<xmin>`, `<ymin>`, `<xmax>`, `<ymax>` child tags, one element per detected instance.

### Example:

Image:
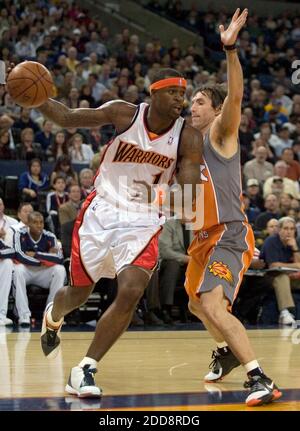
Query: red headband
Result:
<box><xmin>150</xmin><ymin>77</ymin><xmax>187</xmax><ymax>94</ymax></box>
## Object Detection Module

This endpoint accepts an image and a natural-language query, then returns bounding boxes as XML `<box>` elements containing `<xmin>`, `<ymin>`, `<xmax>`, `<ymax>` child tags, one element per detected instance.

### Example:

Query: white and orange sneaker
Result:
<box><xmin>40</xmin><ymin>302</ymin><xmax>63</xmax><ymax>359</ymax></box>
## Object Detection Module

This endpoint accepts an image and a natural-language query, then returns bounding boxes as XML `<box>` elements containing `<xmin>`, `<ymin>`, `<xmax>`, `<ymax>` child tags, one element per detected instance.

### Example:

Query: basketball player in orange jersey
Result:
<box><xmin>186</xmin><ymin>9</ymin><xmax>282</xmax><ymax>406</ymax></box>
<box><xmin>24</xmin><ymin>68</ymin><xmax>202</xmax><ymax>397</ymax></box>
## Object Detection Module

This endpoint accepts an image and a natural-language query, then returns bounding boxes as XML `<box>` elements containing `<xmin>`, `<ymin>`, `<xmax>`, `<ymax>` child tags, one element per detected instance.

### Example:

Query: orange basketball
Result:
<box><xmin>6</xmin><ymin>61</ymin><xmax>54</xmax><ymax>108</ymax></box>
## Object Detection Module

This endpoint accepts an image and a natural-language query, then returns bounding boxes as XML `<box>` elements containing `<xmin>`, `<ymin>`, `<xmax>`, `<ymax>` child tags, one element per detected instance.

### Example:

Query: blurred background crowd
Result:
<box><xmin>0</xmin><ymin>0</ymin><xmax>300</xmax><ymax>327</ymax></box>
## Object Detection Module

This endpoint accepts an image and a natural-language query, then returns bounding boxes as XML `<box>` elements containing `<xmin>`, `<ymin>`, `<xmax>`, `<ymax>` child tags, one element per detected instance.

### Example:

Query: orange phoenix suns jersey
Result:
<box><xmin>199</xmin><ymin>133</ymin><xmax>248</xmax><ymax>231</ymax></box>
<box><xmin>94</xmin><ymin>102</ymin><xmax>185</xmax><ymax>218</ymax></box>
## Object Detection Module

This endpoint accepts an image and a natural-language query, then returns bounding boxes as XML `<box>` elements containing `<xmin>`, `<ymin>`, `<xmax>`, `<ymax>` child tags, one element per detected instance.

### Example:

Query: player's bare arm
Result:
<box><xmin>37</xmin><ymin>99</ymin><xmax>137</xmax><ymax>132</ymax></box>
<box><xmin>210</xmin><ymin>8</ymin><xmax>248</xmax><ymax>157</ymax></box>
<box><xmin>177</xmin><ymin>124</ymin><xmax>203</xmax><ymax>196</ymax></box>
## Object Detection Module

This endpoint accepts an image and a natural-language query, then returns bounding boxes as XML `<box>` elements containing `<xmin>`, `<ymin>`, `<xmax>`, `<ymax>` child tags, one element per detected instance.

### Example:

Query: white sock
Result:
<box><xmin>46</xmin><ymin>306</ymin><xmax>63</xmax><ymax>327</ymax></box>
<box><xmin>216</xmin><ymin>341</ymin><xmax>228</xmax><ymax>349</ymax></box>
<box><xmin>244</xmin><ymin>360</ymin><xmax>260</xmax><ymax>373</ymax></box>
<box><xmin>79</xmin><ymin>356</ymin><xmax>98</xmax><ymax>369</ymax></box>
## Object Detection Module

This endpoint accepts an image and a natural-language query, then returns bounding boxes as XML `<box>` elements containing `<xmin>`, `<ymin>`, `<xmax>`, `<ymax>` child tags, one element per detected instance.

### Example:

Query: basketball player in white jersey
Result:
<box><xmin>31</xmin><ymin>68</ymin><xmax>202</xmax><ymax>397</ymax></box>
<box><xmin>187</xmin><ymin>9</ymin><xmax>282</xmax><ymax>406</ymax></box>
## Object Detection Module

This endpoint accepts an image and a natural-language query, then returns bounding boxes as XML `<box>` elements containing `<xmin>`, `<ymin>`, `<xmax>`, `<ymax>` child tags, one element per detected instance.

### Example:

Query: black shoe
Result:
<box><xmin>161</xmin><ymin>309</ymin><xmax>174</xmax><ymax>325</ymax></box>
<box><xmin>204</xmin><ymin>348</ymin><xmax>240</xmax><ymax>382</ymax></box>
<box><xmin>144</xmin><ymin>311</ymin><xmax>164</xmax><ymax>326</ymax></box>
<box><xmin>130</xmin><ymin>311</ymin><xmax>144</xmax><ymax>327</ymax></box>
<box><xmin>245</xmin><ymin>375</ymin><xmax>282</xmax><ymax>406</ymax></box>
<box><xmin>40</xmin><ymin>302</ymin><xmax>63</xmax><ymax>359</ymax></box>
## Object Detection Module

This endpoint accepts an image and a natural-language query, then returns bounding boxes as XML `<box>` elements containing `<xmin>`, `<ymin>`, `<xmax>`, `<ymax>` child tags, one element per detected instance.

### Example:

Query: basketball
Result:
<box><xmin>6</xmin><ymin>61</ymin><xmax>54</xmax><ymax>108</ymax></box>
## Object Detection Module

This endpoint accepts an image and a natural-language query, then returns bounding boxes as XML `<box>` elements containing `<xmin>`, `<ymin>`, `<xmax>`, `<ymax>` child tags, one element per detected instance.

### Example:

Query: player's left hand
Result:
<box><xmin>219</xmin><ymin>8</ymin><xmax>248</xmax><ymax>46</ymax></box>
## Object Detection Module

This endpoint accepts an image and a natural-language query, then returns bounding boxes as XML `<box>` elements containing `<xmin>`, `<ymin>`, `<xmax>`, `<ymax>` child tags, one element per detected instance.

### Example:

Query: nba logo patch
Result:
<box><xmin>167</xmin><ymin>136</ymin><xmax>174</xmax><ymax>145</ymax></box>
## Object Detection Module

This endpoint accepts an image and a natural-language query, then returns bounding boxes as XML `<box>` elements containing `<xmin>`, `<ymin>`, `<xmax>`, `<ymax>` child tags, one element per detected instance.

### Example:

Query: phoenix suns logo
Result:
<box><xmin>208</xmin><ymin>261</ymin><xmax>234</xmax><ymax>286</ymax></box>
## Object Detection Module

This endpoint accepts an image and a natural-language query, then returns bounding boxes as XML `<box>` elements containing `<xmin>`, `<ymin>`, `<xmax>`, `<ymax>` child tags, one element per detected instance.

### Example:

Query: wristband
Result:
<box><xmin>223</xmin><ymin>44</ymin><xmax>237</xmax><ymax>51</ymax></box>
<box><xmin>292</xmin><ymin>249</ymin><xmax>300</xmax><ymax>253</ymax></box>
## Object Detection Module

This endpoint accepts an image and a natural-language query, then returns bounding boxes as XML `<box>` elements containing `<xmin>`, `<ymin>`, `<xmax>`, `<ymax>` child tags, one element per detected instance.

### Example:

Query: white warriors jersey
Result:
<box><xmin>93</xmin><ymin>102</ymin><xmax>185</xmax><ymax>226</ymax></box>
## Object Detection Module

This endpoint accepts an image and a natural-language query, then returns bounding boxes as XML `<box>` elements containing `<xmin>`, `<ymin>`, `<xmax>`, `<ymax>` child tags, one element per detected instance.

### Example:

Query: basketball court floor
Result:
<box><xmin>0</xmin><ymin>326</ymin><xmax>299</xmax><ymax>411</ymax></box>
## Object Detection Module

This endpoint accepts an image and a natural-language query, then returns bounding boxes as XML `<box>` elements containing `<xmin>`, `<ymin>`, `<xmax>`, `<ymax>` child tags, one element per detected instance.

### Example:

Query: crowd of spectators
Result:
<box><xmin>0</xmin><ymin>0</ymin><xmax>300</xmax><ymax>326</ymax></box>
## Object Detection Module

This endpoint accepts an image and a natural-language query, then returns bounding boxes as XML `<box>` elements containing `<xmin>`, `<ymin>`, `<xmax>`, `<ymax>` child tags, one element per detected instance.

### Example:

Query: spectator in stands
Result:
<box><xmin>5</xmin><ymin>202</ymin><xmax>34</xmax><ymax>247</ymax></box>
<box><xmin>46</xmin><ymin>176</ymin><xmax>69</xmax><ymax>237</ymax></box>
<box><xmin>35</xmin><ymin>120</ymin><xmax>54</xmax><ymax>152</ymax></box>
<box><xmin>50</xmin><ymin>156</ymin><xmax>78</xmax><ymax>188</ymax></box>
<box><xmin>66</xmin><ymin>46</ymin><xmax>79</xmax><ymax>73</ymax></box>
<box><xmin>0</xmin><ymin>239</ymin><xmax>15</xmax><ymax>326</ymax></box>
<box><xmin>266</xmin><ymin>218</ymin><xmax>280</xmax><ymax>236</ymax></box>
<box><xmin>242</xmin><ymin>192</ymin><xmax>261</xmax><ymax>226</ymax></box>
<box><xmin>47</xmin><ymin>131</ymin><xmax>69</xmax><ymax>162</ymax></box>
<box><xmin>85</xmin><ymin>32</ymin><xmax>108</xmax><ymax>58</ymax></box>
<box><xmin>0</xmin><ymin>198</ymin><xmax>18</xmax><ymax>244</ymax></box>
<box><xmin>79</xmin><ymin>168</ymin><xmax>94</xmax><ymax>199</ymax></box>
<box><xmin>58</xmin><ymin>184</ymin><xmax>82</xmax><ymax>227</ymax></box>
<box><xmin>246</xmin><ymin>178</ymin><xmax>265</xmax><ymax>211</ymax></box>
<box><xmin>255</xmin><ymin>194</ymin><xmax>280</xmax><ymax>230</ymax></box>
<box><xmin>15</xmin><ymin>34</ymin><xmax>36</xmax><ymax>60</ymax></box>
<box><xmin>243</xmin><ymin>146</ymin><xmax>274</xmax><ymax>184</ymax></box>
<box><xmin>13</xmin><ymin>211</ymin><xmax>66</xmax><ymax>327</ymax></box>
<box><xmin>0</xmin><ymin>129</ymin><xmax>15</xmax><ymax>160</ymax></box>
<box><xmin>18</xmin><ymin>158</ymin><xmax>49</xmax><ymax>209</ymax></box>
<box><xmin>69</xmin><ymin>133</ymin><xmax>94</xmax><ymax>164</ymax></box>
<box><xmin>276</xmin><ymin>125</ymin><xmax>294</xmax><ymax>154</ymax></box>
<box><xmin>67</xmin><ymin>87</ymin><xmax>80</xmax><ymax>109</ymax></box>
<box><xmin>239</xmin><ymin>114</ymin><xmax>254</xmax><ymax>164</ymax></box>
<box><xmin>88</xmin><ymin>74</ymin><xmax>107</xmax><ymax>103</ymax></box>
<box><xmin>263</xmin><ymin>161</ymin><xmax>300</xmax><ymax>199</ymax></box>
<box><xmin>0</xmin><ymin>114</ymin><xmax>19</xmax><ymax>151</ymax></box>
<box><xmin>14</xmin><ymin>108</ymin><xmax>40</xmax><ymax>134</ymax></box>
<box><xmin>260</xmin><ymin>216</ymin><xmax>300</xmax><ymax>325</ymax></box>
<box><xmin>279</xmin><ymin>193</ymin><xmax>293</xmax><ymax>216</ymax></box>
<box><xmin>250</xmin><ymin>138</ymin><xmax>276</xmax><ymax>165</ymax></box>
<box><xmin>59</xmin><ymin>184</ymin><xmax>82</xmax><ymax>259</ymax></box>
<box><xmin>16</xmin><ymin>127</ymin><xmax>43</xmax><ymax>161</ymax></box>
<box><xmin>281</xmin><ymin>147</ymin><xmax>300</xmax><ymax>181</ymax></box>
<box><xmin>88</xmin><ymin>127</ymin><xmax>103</xmax><ymax>152</ymax></box>
<box><xmin>158</xmin><ymin>218</ymin><xmax>192</xmax><ymax>324</ymax></box>
<box><xmin>254</xmin><ymin>123</ymin><xmax>281</xmax><ymax>157</ymax></box>
<box><xmin>79</xmin><ymin>84</ymin><xmax>96</xmax><ymax>108</ymax></box>
<box><xmin>0</xmin><ymin>93</ymin><xmax>21</xmax><ymax>119</ymax></box>
<box><xmin>90</xmin><ymin>143</ymin><xmax>108</xmax><ymax>174</ymax></box>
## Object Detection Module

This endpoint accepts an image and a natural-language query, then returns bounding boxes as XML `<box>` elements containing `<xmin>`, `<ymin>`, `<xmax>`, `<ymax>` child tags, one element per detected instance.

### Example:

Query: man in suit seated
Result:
<box><xmin>159</xmin><ymin>217</ymin><xmax>192</xmax><ymax>323</ymax></box>
<box><xmin>58</xmin><ymin>184</ymin><xmax>82</xmax><ymax>226</ymax></box>
<box><xmin>13</xmin><ymin>211</ymin><xmax>66</xmax><ymax>326</ymax></box>
<box><xmin>260</xmin><ymin>216</ymin><xmax>300</xmax><ymax>325</ymax></box>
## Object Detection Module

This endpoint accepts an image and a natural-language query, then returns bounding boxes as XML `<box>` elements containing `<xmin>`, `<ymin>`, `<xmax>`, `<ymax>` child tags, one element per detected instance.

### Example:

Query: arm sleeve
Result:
<box><xmin>14</xmin><ymin>230</ymin><xmax>41</xmax><ymax>266</ymax></box>
<box><xmin>0</xmin><ymin>240</ymin><xmax>15</xmax><ymax>259</ymax></box>
<box><xmin>18</xmin><ymin>172</ymin><xmax>29</xmax><ymax>191</ymax></box>
<box><xmin>35</xmin><ymin>234</ymin><xmax>64</xmax><ymax>265</ymax></box>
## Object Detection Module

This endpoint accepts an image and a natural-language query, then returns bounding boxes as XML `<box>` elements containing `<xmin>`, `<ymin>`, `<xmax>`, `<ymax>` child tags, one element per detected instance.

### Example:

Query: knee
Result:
<box><xmin>13</xmin><ymin>264</ymin><xmax>26</xmax><ymax>277</ymax></box>
<box><xmin>197</xmin><ymin>294</ymin><xmax>218</xmax><ymax>319</ymax></box>
<box><xmin>116</xmin><ymin>284</ymin><xmax>144</xmax><ymax>313</ymax></box>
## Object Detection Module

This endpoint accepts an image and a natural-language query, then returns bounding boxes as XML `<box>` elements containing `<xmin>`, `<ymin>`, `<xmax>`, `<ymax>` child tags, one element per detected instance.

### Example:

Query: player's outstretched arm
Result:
<box><xmin>213</xmin><ymin>9</ymin><xmax>248</xmax><ymax>140</ymax></box>
<box><xmin>38</xmin><ymin>99</ymin><xmax>136</xmax><ymax>130</ymax></box>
